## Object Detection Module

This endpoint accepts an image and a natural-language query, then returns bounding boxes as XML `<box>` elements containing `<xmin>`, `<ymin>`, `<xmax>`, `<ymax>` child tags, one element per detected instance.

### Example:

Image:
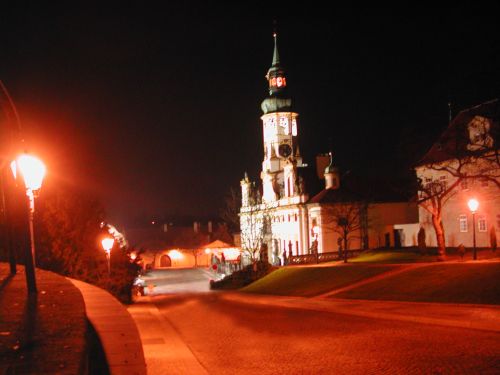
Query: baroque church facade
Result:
<box><xmin>239</xmin><ymin>34</ymin><xmax>418</xmax><ymax>265</ymax></box>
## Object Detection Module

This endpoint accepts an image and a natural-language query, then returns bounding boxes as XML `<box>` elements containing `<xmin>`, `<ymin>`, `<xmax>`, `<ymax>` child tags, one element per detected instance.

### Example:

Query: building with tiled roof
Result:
<box><xmin>415</xmin><ymin>99</ymin><xmax>500</xmax><ymax>250</ymax></box>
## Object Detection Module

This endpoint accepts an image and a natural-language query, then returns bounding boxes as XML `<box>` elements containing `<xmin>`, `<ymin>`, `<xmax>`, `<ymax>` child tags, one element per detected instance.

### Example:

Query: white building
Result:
<box><xmin>240</xmin><ymin>34</ymin><xmax>418</xmax><ymax>265</ymax></box>
<box><xmin>415</xmin><ymin>99</ymin><xmax>500</xmax><ymax>248</ymax></box>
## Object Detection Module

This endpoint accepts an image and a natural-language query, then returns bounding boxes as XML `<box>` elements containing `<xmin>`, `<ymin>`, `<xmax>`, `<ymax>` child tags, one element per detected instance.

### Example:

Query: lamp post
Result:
<box><xmin>101</xmin><ymin>237</ymin><xmax>114</xmax><ymax>276</ymax></box>
<box><xmin>11</xmin><ymin>154</ymin><xmax>46</xmax><ymax>293</ymax></box>
<box><xmin>467</xmin><ymin>198</ymin><xmax>479</xmax><ymax>261</ymax></box>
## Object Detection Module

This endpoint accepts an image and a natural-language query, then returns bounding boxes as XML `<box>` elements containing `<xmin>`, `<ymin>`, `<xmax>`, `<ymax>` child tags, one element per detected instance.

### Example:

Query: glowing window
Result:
<box><xmin>459</xmin><ymin>215</ymin><xmax>468</xmax><ymax>232</ymax></box>
<box><xmin>478</xmin><ymin>216</ymin><xmax>487</xmax><ymax>232</ymax></box>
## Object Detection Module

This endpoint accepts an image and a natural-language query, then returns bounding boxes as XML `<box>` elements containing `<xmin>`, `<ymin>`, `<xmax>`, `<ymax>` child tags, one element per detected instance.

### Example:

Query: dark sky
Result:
<box><xmin>1</xmin><ymin>4</ymin><xmax>499</xmax><ymax>227</ymax></box>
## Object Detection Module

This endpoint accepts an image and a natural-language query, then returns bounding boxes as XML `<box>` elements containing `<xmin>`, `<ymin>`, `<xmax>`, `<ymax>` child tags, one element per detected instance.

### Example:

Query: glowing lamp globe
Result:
<box><xmin>467</xmin><ymin>198</ymin><xmax>479</xmax><ymax>213</ymax></box>
<box><xmin>11</xmin><ymin>154</ymin><xmax>46</xmax><ymax>191</ymax></box>
<box><xmin>101</xmin><ymin>238</ymin><xmax>114</xmax><ymax>253</ymax></box>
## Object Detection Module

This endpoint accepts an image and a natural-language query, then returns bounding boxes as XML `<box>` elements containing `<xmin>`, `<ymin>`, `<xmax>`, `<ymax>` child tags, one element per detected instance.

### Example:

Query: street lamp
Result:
<box><xmin>101</xmin><ymin>237</ymin><xmax>114</xmax><ymax>276</ymax></box>
<box><xmin>467</xmin><ymin>198</ymin><xmax>479</xmax><ymax>261</ymax></box>
<box><xmin>10</xmin><ymin>154</ymin><xmax>46</xmax><ymax>293</ymax></box>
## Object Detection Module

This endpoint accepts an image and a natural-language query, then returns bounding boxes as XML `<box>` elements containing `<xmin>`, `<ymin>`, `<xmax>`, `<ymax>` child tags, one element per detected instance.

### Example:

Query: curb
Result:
<box><xmin>69</xmin><ymin>278</ymin><xmax>147</xmax><ymax>375</ymax></box>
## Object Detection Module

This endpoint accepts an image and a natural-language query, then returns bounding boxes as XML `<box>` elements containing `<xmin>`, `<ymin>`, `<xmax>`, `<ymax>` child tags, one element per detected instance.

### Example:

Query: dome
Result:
<box><xmin>261</xmin><ymin>96</ymin><xmax>292</xmax><ymax>114</ymax></box>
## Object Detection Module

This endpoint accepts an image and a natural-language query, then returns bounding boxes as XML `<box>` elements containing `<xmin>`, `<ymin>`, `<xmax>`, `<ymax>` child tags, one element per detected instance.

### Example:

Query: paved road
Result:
<box><xmin>138</xmin><ymin>268</ymin><xmax>215</xmax><ymax>294</ymax></box>
<box><xmin>129</xmin><ymin>270</ymin><xmax>500</xmax><ymax>375</ymax></box>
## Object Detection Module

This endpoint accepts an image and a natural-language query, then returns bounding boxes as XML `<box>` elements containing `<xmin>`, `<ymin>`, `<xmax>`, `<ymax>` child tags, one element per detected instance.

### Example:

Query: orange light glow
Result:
<box><xmin>205</xmin><ymin>248</ymin><xmax>211</xmax><ymax>254</ymax></box>
<box><xmin>222</xmin><ymin>248</ymin><xmax>240</xmax><ymax>261</ymax></box>
<box><xmin>11</xmin><ymin>154</ymin><xmax>46</xmax><ymax>191</ymax></box>
<box><xmin>130</xmin><ymin>252</ymin><xmax>137</xmax><ymax>260</ymax></box>
<box><xmin>101</xmin><ymin>238</ymin><xmax>114</xmax><ymax>253</ymax></box>
<box><xmin>467</xmin><ymin>198</ymin><xmax>479</xmax><ymax>213</ymax></box>
<box><xmin>169</xmin><ymin>250</ymin><xmax>183</xmax><ymax>260</ymax></box>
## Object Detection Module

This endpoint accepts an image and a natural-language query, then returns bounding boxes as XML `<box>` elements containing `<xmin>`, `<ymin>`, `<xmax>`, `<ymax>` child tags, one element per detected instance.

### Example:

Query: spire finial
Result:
<box><xmin>272</xmin><ymin>22</ymin><xmax>280</xmax><ymax>67</ymax></box>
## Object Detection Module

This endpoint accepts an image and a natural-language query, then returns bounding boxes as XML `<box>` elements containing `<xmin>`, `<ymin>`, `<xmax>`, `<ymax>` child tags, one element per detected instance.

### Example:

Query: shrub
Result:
<box><xmin>417</xmin><ymin>227</ymin><xmax>427</xmax><ymax>255</ymax></box>
<box><xmin>210</xmin><ymin>261</ymin><xmax>276</xmax><ymax>290</ymax></box>
<box><xmin>457</xmin><ymin>244</ymin><xmax>466</xmax><ymax>260</ymax></box>
<box><xmin>490</xmin><ymin>226</ymin><xmax>497</xmax><ymax>252</ymax></box>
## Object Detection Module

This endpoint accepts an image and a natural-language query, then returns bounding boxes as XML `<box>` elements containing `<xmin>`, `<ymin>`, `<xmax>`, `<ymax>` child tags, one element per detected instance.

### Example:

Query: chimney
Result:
<box><xmin>193</xmin><ymin>221</ymin><xmax>199</xmax><ymax>233</ymax></box>
<box><xmin>208</xmin><ymin>221</ymin><xmax>213</xmax><ymax>233</ymax></box>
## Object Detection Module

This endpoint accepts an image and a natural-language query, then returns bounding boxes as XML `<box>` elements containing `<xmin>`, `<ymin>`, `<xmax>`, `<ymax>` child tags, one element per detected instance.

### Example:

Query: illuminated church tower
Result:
<box><xmin>260</xmin><ymin>33</ymin><xmax>303</xmax><ymax>203</ymax></box>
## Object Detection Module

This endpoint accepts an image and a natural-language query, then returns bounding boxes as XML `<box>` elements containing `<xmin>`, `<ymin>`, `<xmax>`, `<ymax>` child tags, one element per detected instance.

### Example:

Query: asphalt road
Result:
<box><xmin>138</xmin><ymin>267</ymin><xmax>215</xmax><ymax>294</ymax></box>
<box><xmin>129</xmin><ymin>268</ymin><xmax>500</xmax><ymax>374</ymax></box>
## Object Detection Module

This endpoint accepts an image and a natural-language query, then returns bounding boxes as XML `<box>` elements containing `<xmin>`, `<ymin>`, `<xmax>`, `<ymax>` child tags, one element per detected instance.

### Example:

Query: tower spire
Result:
<box><xmin>272</xmin><ymin>32</ymin><xmax>280</xmax><ymax>67</ymax></box>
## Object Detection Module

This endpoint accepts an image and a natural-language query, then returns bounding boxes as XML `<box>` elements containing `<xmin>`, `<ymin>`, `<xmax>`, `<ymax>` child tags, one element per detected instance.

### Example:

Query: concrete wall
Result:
<box><xmin>367</xmin><ymin>202</ymin><xmax>419</xmax><ymax>248</ymax></box>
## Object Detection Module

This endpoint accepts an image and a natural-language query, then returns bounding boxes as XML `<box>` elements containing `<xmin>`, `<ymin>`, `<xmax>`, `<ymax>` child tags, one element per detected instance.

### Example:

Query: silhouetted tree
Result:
<box><xmin>322</xmin><ymin>201</ymin><xmax>367</xmax><ymax>262</ymax></box>
<box><xmin>219</xmin><ymin>186</ymin><xmax>241</xmax><ymax>234</ymax></box>
<box><xmin>35</xmin><ymin>186</ymin><xmax>140</xmax><ymax>303</ymax></box>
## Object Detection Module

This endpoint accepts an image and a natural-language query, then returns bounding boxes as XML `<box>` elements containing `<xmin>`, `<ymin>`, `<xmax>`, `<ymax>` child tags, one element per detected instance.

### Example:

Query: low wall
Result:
<box><xmin>69</xmin><ymin>278</ymin><xmax>147</xmax><ymax>375</ymax></box>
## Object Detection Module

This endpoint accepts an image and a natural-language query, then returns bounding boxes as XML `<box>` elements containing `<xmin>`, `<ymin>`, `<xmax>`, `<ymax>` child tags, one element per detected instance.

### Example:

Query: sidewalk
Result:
<box><xmin>0</xmin><ymin>263</ymin><xmax>87</xmax><ymax>374</ymax></box>
<box><xmin>128</xmin><ymin>296</ymin><xmax>208</xmax><ymax>375</ymax></box>
<box><xmin>0</xmin><ymin>262</ymin><xmax>147</xmax><ymax>375</ymax></box>
<box><xmin>221</xmin><ymin>292</ymin><xmax>500</xmax><ymax>333</ymax></box>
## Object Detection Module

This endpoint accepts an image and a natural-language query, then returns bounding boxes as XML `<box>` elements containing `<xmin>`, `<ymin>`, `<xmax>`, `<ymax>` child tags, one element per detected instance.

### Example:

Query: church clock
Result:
<box><xmin>278</xmin><ymin>143</ymin><xmax>292</xmax><ymax>158</ymax></box>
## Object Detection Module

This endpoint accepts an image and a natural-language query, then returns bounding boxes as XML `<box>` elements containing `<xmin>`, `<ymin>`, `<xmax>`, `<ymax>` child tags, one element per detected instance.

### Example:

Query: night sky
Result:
<box><xmin>1</xmin><ymin>4</ymin><xmax>499</xmax><ymax>227</ymax></box>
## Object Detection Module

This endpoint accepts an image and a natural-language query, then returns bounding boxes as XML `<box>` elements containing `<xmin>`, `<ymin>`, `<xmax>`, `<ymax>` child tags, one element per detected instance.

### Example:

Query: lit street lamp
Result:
<box><xmin>467</xmin><ymin>198</ymin><xmax>479</xmax><ymax>261</ymax></box>
<box><xmin>101</xmin><ymin>237</ymin><xmax>114</xmax><ymax>276</ymax></box>
<box><xmin>11</xmin><ymin>154</ymin><xmax>46</xmax><ymax>293</ymax></box>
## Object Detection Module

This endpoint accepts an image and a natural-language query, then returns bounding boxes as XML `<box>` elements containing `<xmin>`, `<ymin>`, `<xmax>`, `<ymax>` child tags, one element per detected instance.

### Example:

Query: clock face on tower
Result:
<box><xmin>278</xmin><ymin>143</ymin><xmax>292</xmax><ymax>158</ymax></box>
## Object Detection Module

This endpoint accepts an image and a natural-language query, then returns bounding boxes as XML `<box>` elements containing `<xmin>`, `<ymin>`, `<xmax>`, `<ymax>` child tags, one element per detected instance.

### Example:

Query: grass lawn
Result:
<box><xmin>349</xmin><ymin>251</ymin><xmax>438</xmax><ymax>263</ymax></box>
<box><xmin>350</xmin><ymin>249</ymin><xmax>500</xmax><ymax>264</ymax></box>
<box><xmin>241</xmin><ymin>264</ymin><xmax>396</xmax><ymax>297</ymax></box>
<box><xmin>335</xmin><ymin>262</ymin><xmax>500</xmax><ymax>305</ymax></box>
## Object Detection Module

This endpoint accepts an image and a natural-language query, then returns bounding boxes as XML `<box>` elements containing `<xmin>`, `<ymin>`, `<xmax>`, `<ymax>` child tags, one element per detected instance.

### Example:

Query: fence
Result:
<box><xmin>288</xmin><ymin>250</ymin><xmax>364</xmax><ymax>265</ymax></box>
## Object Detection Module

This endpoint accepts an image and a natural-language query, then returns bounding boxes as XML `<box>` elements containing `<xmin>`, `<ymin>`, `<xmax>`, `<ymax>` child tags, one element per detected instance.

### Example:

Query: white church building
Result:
<box><xmin>239</xmin><ymin>34</ymin><xmax>418</xmax><ymax>265</ymax></box>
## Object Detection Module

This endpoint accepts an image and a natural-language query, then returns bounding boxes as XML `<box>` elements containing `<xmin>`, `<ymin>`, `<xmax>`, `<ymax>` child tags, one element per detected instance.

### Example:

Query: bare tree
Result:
<box><xmin>321</xmin><ymin>201</ymin><xmax>367</xmax><ymax>262</ymax></box>
<box><xmin>190</xmin><ymin>247</ymin><xmax>203</xmax><ymax>267</ymax></box>
<box><xmin>240</xmin><ymin>207</ymin><xmax>270</xmax><ymax>264</ymax></box>
<box><xmin>219</xmin><ymin>186</ymin><xmax>241</xmax><ymax>234</ymax></box>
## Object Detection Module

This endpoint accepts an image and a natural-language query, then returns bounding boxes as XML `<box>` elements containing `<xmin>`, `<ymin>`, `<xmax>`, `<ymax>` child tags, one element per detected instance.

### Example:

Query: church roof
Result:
<box><xmin>309</xmin><ymin>186</ymin><xmax>363</xmax><ymax>204</ymax></box>
<box><xmin>416</xmin><ymin>99</ymin><xmax>500</xmax><ymax>166</ymax></box>
<box><xmin>204</xmin><ymin>239</ymin><xmax>233</xmax><ymax>249</ymax></box>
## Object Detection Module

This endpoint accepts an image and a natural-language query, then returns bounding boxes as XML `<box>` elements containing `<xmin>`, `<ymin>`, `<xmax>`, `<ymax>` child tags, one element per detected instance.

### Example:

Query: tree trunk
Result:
<box><xmin>431</xmin><ymin>213</ymin><xmax>446</xmax><ymax>259</ymax></box>
<box><xmin>343</xmin><ymin>230</ymin><xmax>348</xmax><ymax>263</ymax></box>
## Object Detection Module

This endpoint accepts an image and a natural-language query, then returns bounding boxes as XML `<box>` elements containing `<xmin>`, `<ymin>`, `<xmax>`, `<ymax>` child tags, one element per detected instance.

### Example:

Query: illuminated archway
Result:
<box><xmin>159</xmin><ymin>254</ymin><xmax>172</xmax><ymax>267</ymax></box>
